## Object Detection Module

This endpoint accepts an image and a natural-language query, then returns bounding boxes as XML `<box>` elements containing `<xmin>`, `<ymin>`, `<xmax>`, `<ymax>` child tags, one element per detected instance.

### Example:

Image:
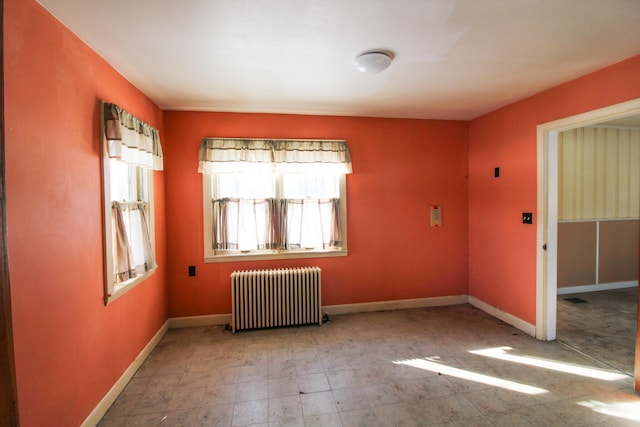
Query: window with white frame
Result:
<box><xmin>199</xmin><ymin>138</ymin><xmax>351</xmax><ymax>261</ymax></box>
<box><xmin>101</xmin><ymin>102</ymin><xmax>163</xmax><ymax>304</ymax></box>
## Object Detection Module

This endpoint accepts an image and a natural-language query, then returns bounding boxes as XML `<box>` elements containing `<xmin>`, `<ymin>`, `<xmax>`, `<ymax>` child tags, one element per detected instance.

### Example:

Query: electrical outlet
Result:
<box><xmin>522</xmin><ymin>212</ymin><xmax>533</xmax><ymax>224</ymax></box>
<box><xmin>188</xmin><ymin>265</ymin><xmax>196</xmax><ymax>276</ymax></box>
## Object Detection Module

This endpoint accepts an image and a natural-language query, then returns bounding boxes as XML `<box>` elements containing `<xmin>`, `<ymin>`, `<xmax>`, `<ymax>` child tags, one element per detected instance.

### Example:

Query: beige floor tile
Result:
<box><xmin>268</xmin><ymin>416</ymin><xmax>305</xmax><ymax>427</ymax></box>
<box><xmin>97</xmin><ymin>303</ymin><xmax>639</xmax><ymax>426</ymax></box>
<box><xmin>462</xmin><ymin>386</ymin><xmax>547</xmax><ymax>414</ymax></box>
<box><xmin>147</xmin><ymin>373</ymin><xmax>182</xmax><ymax>391</ymax></box>
<box><xmin>197</xmin><ymin>402</ymin><xmax>234</xmax><ymax>426</ymax></box>
<box><xmin>362</xmin><ymin>383</ymin><xmax>402</xmax><ymax>406</ymax></box>
<box><xmin>103</xmin><ymin>393</ymin><xmax>141</xmax><ymax>419</ymax></box>
<box><xmin>157</xmin><ymin>408</ymin><xmax>201</xmax><ymax>427</ymax></box>
<box><xmin>294</xmin><ymin>358</ymin><xmax>325</xmax><ymax>376</ymax></box>
<box><xmin>268</xmin><ymin>360</ymin><xmax>296</xmax><ymax>378</ymax></box>
<box><xmin>332</xmin><ymin>387</ymin><xmax>370</xmax><ymax>412</ymax></box>
<box><xmin>297</xmin><ymin>373</ymin><xmax>330</xmax><ymax>394</ymax></box>
<box><xmin>203</xmin><ymin>383</ymin><xmax>237</xmax><ymax>405</ymax></box>
<box><xmin>268</xmin><ymin>395</ymin><xmax>303</xmax><ymax>422</ymax></box>
<box><xmin>409</xmin><ymin>393</ymin><xmax>483</xmax><ymax>425</ymax></box>
<box><xmin>178</xmin><ymin>371</ymin><xmax>212</xmax><ymax>390</ymax></box>
<box><xmin>232</xmin><ymin>399</ymin><xmax>269</xmax><ymax>425</ymax></box>
<box><xmin>372</xmin><ymin>402</ymin><xmax>419</xmax><ymax>426</ymax></box>
<box><xmin>235</xmin><ymin>379</ymin><xmax>268</xmax><ymax>402</ymax></box>
<box><xmin>268</xmin><ymin>376</ymin><xmax>299</xmax><ymax>398</ymax></box>
<box><xmin>168</xmin><ymin>386</ymin><xmax>206</xmax><ymax>411</ymax></box>
<box><xmin>338</xmin><ymin>408</ymin><xmax>380</xmax><ymax>427</ymax></box>
<box><xmin>97</xmin><ymin>412</ymin><xmax>167</xmax><ymax>426</ymax></box>
<box><xmin>300</xmin><ymin>390</ymin><xmax>337</xmax><ymax>416</ymax></box>
<box><xmin>133</xmin><ymin>389</ymin><xmax>173</xmax><ymax>415</ymax></box>
<box><xmin>326</xmin><ymin>369</ymin><xmax>359</xmax><ymax>390</ymax></box>
<box><xmin>239</xmin><ymin>364</ymin><xmax>269</xmax><ymax>382</ymax></box>
<box><xmin>303</xmin><ymin>411</ymin><xmax>343</xmax><ymax>427</ymax></box>
<box><xmin>208</xmin><ymin>367</ymin><xmax>240</xmax><ymax>386</ymax></box>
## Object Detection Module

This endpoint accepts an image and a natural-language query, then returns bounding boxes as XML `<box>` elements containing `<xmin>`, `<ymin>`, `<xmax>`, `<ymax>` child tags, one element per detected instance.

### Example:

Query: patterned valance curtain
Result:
<box><xmin>198</xmin><ymin>138</ymin><xmax>352</xmax><ymax>174</ymax></box>
<box><xmin>103</xmin><ymin>101</ymin><xmax>164</xmax><ymax>170</ymax></box>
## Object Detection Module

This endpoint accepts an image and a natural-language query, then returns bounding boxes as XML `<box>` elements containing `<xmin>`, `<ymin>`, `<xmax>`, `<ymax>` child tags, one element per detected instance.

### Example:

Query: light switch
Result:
<box><xmin>431</xmin><ymin>205</ymin><xmax>442</xmax><ymax>227</ymax></box>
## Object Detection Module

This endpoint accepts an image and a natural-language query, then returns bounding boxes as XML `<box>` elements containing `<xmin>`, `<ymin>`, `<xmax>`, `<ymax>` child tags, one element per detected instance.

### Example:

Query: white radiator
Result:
<box><xmin>231</xmin><ymin>267</ymin><xmax>322</xmax><ymax>333</ymax></box>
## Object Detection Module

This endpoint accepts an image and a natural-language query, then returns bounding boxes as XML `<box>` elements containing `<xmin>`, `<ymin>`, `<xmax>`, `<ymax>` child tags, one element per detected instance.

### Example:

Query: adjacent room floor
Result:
<box><xmin>99</xmin><ymin>304</ymin><xmax>640</xmax><ymax>426</ymax></box>
<box><xmin>557</xmin><ymin>287</ymin><xmax>638</xmax><ymax>377</ymax></box>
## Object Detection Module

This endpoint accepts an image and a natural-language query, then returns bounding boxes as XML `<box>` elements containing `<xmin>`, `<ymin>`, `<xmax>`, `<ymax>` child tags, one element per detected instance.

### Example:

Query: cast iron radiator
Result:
<box><xmin>230</xmin><ymin>267</ymin><xmax>322</xmax><ymax>333</ymax></box>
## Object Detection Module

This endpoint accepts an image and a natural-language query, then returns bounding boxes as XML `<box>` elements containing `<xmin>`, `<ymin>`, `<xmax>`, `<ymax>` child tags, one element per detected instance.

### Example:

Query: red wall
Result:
<box><xmin>468</xmin><ymin>54</ymin><xmax>640</xmax><ymax>324</ymax></box>
<box><xmin>163</xmin><ymin>112</ymin><xmax>469</xmax><ymax>317</ymax></box>
<box><xmin>6</xmin><ymin>0</ymin><xmax>640</xmax><ymax>422</ymax></box>
<box><xmin>5</xmin><ymin>0</ymin><xmax>168</xmax><ymax>425</ymax></box>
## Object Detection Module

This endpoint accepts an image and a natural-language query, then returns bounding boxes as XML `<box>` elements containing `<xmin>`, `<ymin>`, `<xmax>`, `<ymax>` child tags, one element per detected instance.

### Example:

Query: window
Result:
<box><xmin>101</xmin><ymin>102</ymin><xmax>163</xmax><ymax>304</ymax></box>
<box><xmin>200</xmin><ymin>138</ymin><xmax>351</xmax><ymax>262</ymax></box>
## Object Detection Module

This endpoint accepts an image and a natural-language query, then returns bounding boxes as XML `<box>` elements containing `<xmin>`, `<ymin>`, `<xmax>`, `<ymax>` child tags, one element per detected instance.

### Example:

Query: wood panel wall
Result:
<box><xmin>559</xmin><ymin>127</ymin><xmax>640</xmax><ymax>221</ymax></box>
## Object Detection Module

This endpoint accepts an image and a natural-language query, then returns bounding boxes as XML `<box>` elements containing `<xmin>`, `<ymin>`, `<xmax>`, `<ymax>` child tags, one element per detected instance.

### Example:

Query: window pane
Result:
<box><xmin>110</xmin><ymin>158</ymin><xmax>130</xmax><ymax>201</ymax></box>
<box><xmin>217</xmin><ymin>173</ymin><xmax>275</xmax><ymax>199</ymax></box>
<box><xmin>110</xmin><ymin>159</ymin><xmax>143</xmax><ymax>202</ymax></box>
<box><xmin>282</xmin><ymin>174</ymin><xmax>339</xmax><ymax>199</ymax></box>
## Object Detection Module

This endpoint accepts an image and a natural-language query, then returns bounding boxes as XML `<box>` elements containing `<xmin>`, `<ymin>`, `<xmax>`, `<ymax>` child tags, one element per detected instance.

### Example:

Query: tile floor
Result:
<box><xmin>557</xmin><ymin>287</ymin><xmax>638</xmax><ymax>376</ymax></box>
<box><xmin>99</xmin><ymin>304</ymin><xmax>640</xmax><ymax>426</ymax></box>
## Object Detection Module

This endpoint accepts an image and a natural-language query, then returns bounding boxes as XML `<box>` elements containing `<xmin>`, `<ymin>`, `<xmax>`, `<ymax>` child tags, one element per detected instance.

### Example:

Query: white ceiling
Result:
<box><xmin>36</xmin><ymin>0</ymin><xmax>640</xmax><ymax>120</ymax></box>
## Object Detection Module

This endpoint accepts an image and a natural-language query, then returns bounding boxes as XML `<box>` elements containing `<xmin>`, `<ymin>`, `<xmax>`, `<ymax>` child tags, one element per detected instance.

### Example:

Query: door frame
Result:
<box><xmin>536</xmin><ymin>98</ymin><xmax>640</xmax><ymax>389</ymax></box>
<box><xmin>0</xmin><ymin>0</ymin><xmax>20</xmax><ymax>422</ymax></box>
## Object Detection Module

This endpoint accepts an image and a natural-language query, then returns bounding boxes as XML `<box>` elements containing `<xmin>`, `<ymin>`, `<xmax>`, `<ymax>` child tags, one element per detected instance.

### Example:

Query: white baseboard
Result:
<box><xmin>168</xmin><ymin>313</ymin><xmax>231</xmax><ymax>328</ymax></box>
<box><xmin>322</xmin><ymin>295</ymin><xmax>469</xmax><ymax>316</ymax></box>
<box><xmin>469</xmin><ymin>296</ymin><xmax>536</xmax><ymax>338</ymax></box>
<box><xmin>165</xmin><ymin>295</ymin><xmax>470</xmax><ymax>328</ymax></box>
<box><xmin>81</xmin><ymin>320</ymin><xmax>169</xmax><ymax>427</ymax></box>
<box><xmin>165</xmin><ymin>295</ymin><xmax>537</xmax><ymax>339</ymax></box>
<box><xmin>557</xmin><ymin>280</ymin><xmax>638</xmax><ymax>295</ymax></box>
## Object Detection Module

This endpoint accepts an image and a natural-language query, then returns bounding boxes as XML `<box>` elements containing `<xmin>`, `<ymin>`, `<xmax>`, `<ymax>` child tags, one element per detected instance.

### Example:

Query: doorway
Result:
<box><xmin>536</xmin><ymin>98</ymin><xmax>640</xmax><ymax>389</ymax></box>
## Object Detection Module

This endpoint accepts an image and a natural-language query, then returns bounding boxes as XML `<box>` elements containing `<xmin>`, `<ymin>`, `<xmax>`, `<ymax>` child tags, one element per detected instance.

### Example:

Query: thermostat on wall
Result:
<box><xmin>431</xmin><ymin>205</ymin><xmax>442</xmax><ymax>227</ymax></box>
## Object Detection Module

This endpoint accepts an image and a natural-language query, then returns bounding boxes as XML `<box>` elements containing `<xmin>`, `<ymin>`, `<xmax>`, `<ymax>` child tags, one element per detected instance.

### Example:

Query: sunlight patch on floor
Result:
<box><xmin>577</xmin><ymin>400</ymin><xmax>640</xmax><ymax>422</ymax></box>
<box><xmin>469</xmin><ymin>346</ymin><xmax>627</xmax><ymax>381</ymax></box>
<box><xmin>393</xmin><ymin>357</ymin><xmax>548</xmax><ymax>395</ymax></box>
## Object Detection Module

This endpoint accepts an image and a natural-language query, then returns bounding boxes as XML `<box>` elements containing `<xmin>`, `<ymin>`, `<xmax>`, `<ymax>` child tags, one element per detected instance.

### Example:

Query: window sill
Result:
<box><xmin>204</xmin><ymin>249</ymin><xmax>348</xmax><ymax>263</ymax></box>
<box><xmin>105</xmin><ymin>267</ymin><xmax>157</xmax><ymax>305</ymax></box>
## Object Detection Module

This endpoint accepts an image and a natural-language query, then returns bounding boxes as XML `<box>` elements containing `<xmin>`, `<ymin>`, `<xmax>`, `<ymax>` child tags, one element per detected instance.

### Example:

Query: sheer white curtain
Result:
<box><xmin>279</xmin><ymin>199</ymin><xmax>339</xmax><ymax>249</ymax></box>
<box><xmin>103</xmin><ymin>101</ymin><xmax>163</xmax><ymax>283</ymax></box>
<box><xmin>112</xmin><ymin>201</ymin><xmax>156</xmax><ymax>281</ymax></box>
<box><xmin>213</xmin><ymin>198</ymin><xmax>278</xmax><ymax>251</ymax></box>
<box><xmin>280</xmin><ymin>174</ymin><xmax>342</xmax><ymax>249</ymax></box>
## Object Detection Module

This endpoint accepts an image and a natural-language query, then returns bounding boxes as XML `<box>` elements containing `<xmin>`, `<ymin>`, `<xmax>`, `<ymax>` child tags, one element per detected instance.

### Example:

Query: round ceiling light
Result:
<box><xmin>353</xmin><ymin>50</ymin><xmax>393</xmax><ymax>74</ymax></box>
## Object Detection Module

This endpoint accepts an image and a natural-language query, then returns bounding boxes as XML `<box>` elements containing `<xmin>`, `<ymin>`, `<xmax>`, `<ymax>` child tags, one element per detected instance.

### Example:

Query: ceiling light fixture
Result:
<box><xmin>353</xmin><ymin>50</ymin><xmax>393</xmax><ymax>74</ymax></box>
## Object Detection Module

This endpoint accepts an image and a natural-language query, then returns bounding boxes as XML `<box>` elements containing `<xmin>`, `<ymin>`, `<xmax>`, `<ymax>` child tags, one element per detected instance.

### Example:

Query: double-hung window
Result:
<box><xmin>101</xmin><ymin>102</ymin><xmax>163</xmax><ymax>304</ymax></box>
<box><xmin>199</xmin><ymin>138</ymin><xmax>351</xmax><ymax>262</ymax></box>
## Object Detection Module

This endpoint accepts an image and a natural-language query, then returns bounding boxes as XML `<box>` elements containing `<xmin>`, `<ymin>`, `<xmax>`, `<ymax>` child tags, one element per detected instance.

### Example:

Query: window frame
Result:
<box><xmin>202</xmin><ymin>172</ymin><xmax>348</xmax><ymax>263</ymax></box>
<box><xmin>101</xmin><ymin>120</ymin><xmax>157</xmax><ymax>305</ymax></box>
